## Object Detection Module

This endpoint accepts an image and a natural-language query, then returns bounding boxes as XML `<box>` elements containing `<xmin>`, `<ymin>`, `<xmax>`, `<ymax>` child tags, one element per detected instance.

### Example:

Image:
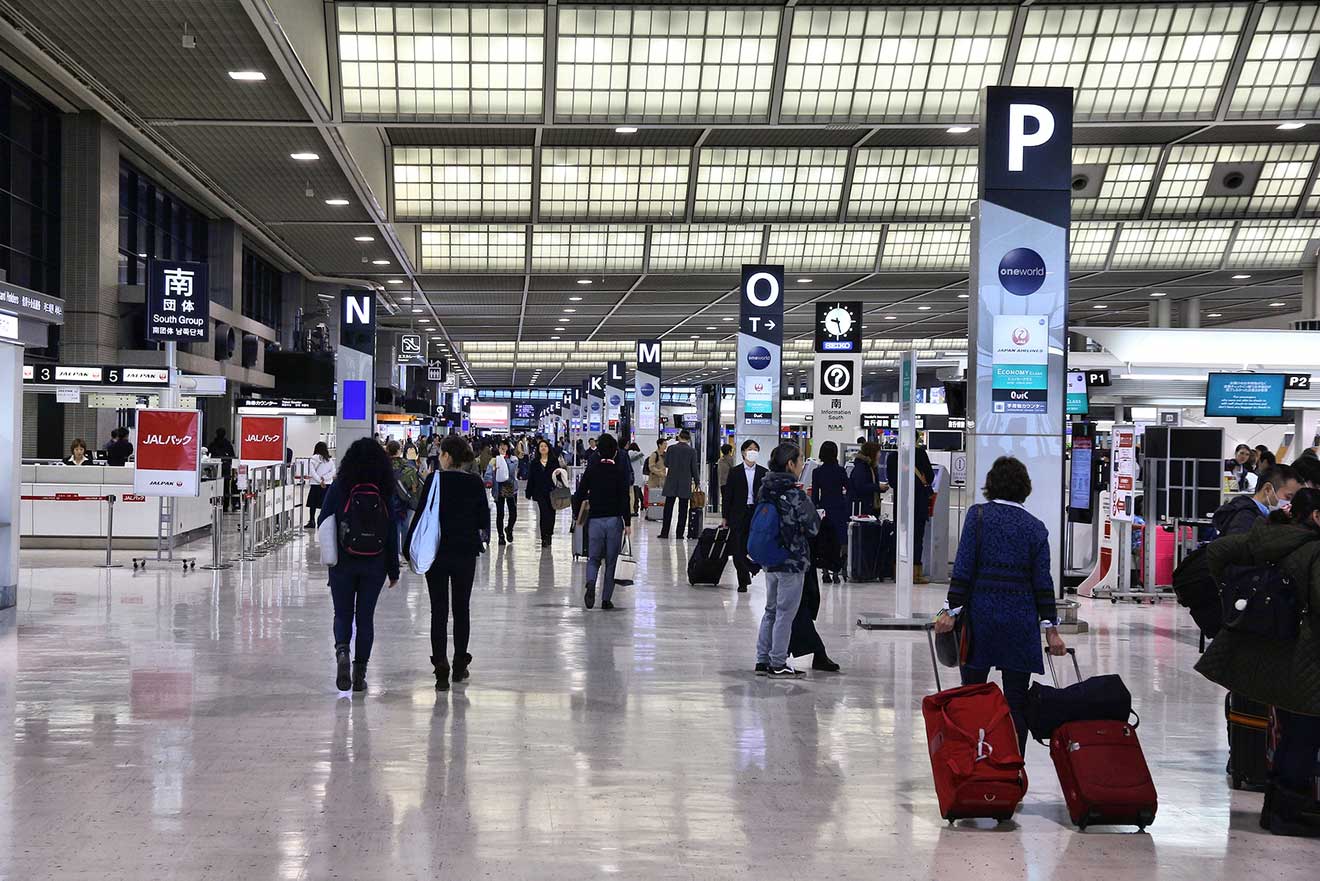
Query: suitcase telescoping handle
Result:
<box><xmin>924</xmin><ymin>622</ymin><xmax>943</xmax><ymax>692</ymax></box>
<box><xmin>1044</xmin><ymin>647</ymin><xmax>1081</xmax><ymax>687</ymax></box>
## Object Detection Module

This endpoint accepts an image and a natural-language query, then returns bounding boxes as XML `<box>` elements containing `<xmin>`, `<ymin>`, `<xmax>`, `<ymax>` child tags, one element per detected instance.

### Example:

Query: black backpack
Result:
<box><xmin>1220</xmin><ymin>562</ymin><xmax>1300</xmax><ymax>640</ymax></box>
<box><xmin>1172</xmin><ymin>544</ymin><xmax>1224</xmax><ymax>637</ymax></box>
<box><xmin>338</xmin><ymin>483</ymin><xmax>390</xmax><ymax>557</ymax></box>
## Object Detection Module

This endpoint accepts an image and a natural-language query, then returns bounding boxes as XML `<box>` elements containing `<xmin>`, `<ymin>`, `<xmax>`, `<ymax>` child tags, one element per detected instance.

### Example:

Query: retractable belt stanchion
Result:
<box><xmin>20</xmin><ymin>494</ymin><xmax>124</xmax><ymax>568</ymax></box>
<box><xmin>201</xmin><ymin>494</ymin><xmax>231</xmax><ymax>570</ymax></box>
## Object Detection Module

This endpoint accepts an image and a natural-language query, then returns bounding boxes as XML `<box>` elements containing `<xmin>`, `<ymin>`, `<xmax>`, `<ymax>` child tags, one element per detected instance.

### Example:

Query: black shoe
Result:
<box><xmin>335</xmin><ymin>644</ymin><xmax>351</xmax><ymax>691</ymax></box>
<box><xmin>305</xmin><ymin>522</ymin><xmax>317</xmax><ymax>530</ymax></box>
<box><xmin>1264</xmin><ymin>785</ymin><xmax>1320</xmax><ymax>837</ymax></box>
<box><xmin>506</xmin><ymin>531</ymin><xmax>514</xmax><ymax>543</ymax></box>
<box><xmin>812</xmin><ymin>655</ymin><xmax>841</xmax><ymax>672</ymax></box>
<box><xmin>822</xmin><ymin>571</ymin><xmax>833</xmax><ymax>584</ymax></box>
<box><xmin>351</xmin><ymin>660</ymin><xmax>368</xmax><ymax>692</ymax></box>
<box><xmin>658</xmin><ymin>532</ymin><xmax>669</xmax><ymax>539</ymax></box>
<box><xmin>431</xmin><ymin>655</ymin><xmax>450</xmax><ymax>691</ymax></box>
<box><xmin>452</xmin><ymin>652</ymin><xmax>471</xmax><ymax>683</ymax></box>
<box><xmin>585</xmin><ymin>585</ymin><xmax>596</xmax><ymax>609</ymax></box>
<box><xmin>754</xmin><ymin>662</ymin><xmax>769</xmax><ymax>675</ymax></box>
<box><xmin>498</xmin><ymin>535</ymin><xmax>508</xmax><ymax>545</ymax></box>
<box><xmin>767</xmin><ymin>664</ymin><xmax>802</xmax><ymax>678</ymax></box>
<box><xmin>601</xmin><ymin>600</ymin><xmax>614</xmax><ymax>610</ymax></box>
<box><xmin>676</xmin><ymin>533</ymin><xmax>686</xmax><ymax>541</ymax></box>
<box><xmin>737</xmin><ymin>584</ymin><xmax>749</xmax><ymax>593</ymax></box>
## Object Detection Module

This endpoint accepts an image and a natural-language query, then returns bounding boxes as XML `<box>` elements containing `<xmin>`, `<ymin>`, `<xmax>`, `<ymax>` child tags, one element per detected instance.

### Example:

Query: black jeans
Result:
<box><xmin>1273</xmin><ymin>707</ymin><xmax>1320</xmax><ymax>791</ymax></box>
<box><xmin>427</xmin><ymin>554</ymin><xmax>478</xmax><ymax>662</ymax></box>
<box><xmin>729</xmin><ymin>509</ymin><xmax>754</xmax><ymax>587</ymax></box>
<box><xmin>536</xmin><ymin>496</ymin><xmax>555</xmax><ymax>543</ymax></box>
<box><xmin>495</xmin><ymin>494</ymin><xmax>517</xmax><ymax>537</ymax></box>
<box><xmin>329</xmin><ymin>566</ymin><xmax>386</xmax><ymax>662</ymax></box>
<box><xmin>631</xmin><ymin>486</ymin><xmax>643</xmax><ymax>517</ymax></box>
<box><xmin>661</xmin><ymin>496</ymin><xmax>690</xmax><ymax>537</ymax></box>
<box><xmin>961</xmin><ymin>665</ymin><xmax>1031</xmax><ymax>755</ymax></box>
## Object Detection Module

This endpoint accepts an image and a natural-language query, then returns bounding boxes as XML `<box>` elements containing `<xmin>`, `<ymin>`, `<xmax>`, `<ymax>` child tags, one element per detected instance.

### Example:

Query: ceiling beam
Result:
<box><xmin>543</xmin><ymin>1</ymin><xmax>559</xmax><ymax>127</ymax></box>
<box><xmin>684</xmin><ymin>129</ymin><xmax>711</xmax><ymax>224</ymax></box>
<box><xmin>1214</xmin><ymin>0</ymin><xmax>1265</xmax><ymax>123</ymax></box>
<box><xmin>766</xmin><ymin>1</ymin><xmax>797</xmax><ymax>126</ymax></box>
<box><xmin>836</xmin><ymin>128</ymin><xmax>878</xmax><ymax>223</ymax></box>
<box><xmin>997</xmin><ymin>1</ymin><xmax>1033</xmax><ymax>87</ymax></box>
<box><xmin>584</xmin><ymin>228</ymin><xmax>652</xmax><ymax>342</ymax></box>
<box><xmin>510</xmin><ymin>225</ymin><xmax>535</xmax><ymax>387</ymax></box>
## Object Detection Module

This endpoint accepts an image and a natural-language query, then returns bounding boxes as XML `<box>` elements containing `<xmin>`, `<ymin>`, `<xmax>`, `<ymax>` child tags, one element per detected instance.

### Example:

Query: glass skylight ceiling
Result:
<box><xmin>555</xmin><ymin>6</ymin><xmax>778</xmax><ymax>122</ymax></box>
<box><xmin>540</xmin><ymin>148</ymin><xmax>688</xmax><ymax>220</ymax></box>
<box><xmin>782</xmin><ymin>6</ymin><xmax>1012</xmax><ymax>123</ymax></box>
<box><xmin>1151</xmin><ymin>143</ymin><xmax>1320</xmax><ymax>217</ymax></box>
<box><xmin>394</xmin><ymin>147</ymin><xmax>532</xmax><ymax>219</ymax></box>
<box><xmin>648</xmin><ymin>225</ymin><xmax>763</xmax><ymax>272</ymax></box>
<box><xmin>1228</xmin><ymin>2</ymin><xmax>1320</xmax><ymax>119</ymax></box>
<box><xmin>337</xmin><ymin>4</ymin><xmax>544</xmax><ymax>119</ymax></box>
<box><xmin>1070</xmin><ymin>146</ymin><xmax>1163</xmax><ymax>218</ymax></box>
<box><xmin>420</xmin><ymin>224</ymin><xmax>526</xmax><ymax>272</ymax></box>
<box><xmin>878</xmin><ymin>223</ymin><xmax>970</xmax><ymax>271</ymax></box>
<box><xmin>530</xmin><ymin>225</ymin><xmax>646</xmax><ymax>272</ymax></box>
<box><xmin>1226</xmin><ymin>220</ymin><xmax>1320</xmax><ymax>268</ymax></box>
<box><xmin>850</xmin><ymin>148</ymin><xmax>977</xmax><ymax>220</ymax></box>
<box><xmin>1013</xmin><ymin>3</ymin><xmax>1246</xmax><ymax>120</ymax></box>
<box><xmin>695</xmin><ymin>148</ymin><xmax>847</xmax><ymax>220</ymax></box>
<box><xmin>1110</xmin><ymin>221</ymin><xmax>1237</xmax><ymax>269</ymax></box>
<box><xmin>1069</xmin><ymin>222</ymin><xmax>1120</xmax><ymax>271</ymax></box>
<box><xmin>766</xmin><ymin>225</ymin><xmax>884</xmax><ymax>272</ymax></box>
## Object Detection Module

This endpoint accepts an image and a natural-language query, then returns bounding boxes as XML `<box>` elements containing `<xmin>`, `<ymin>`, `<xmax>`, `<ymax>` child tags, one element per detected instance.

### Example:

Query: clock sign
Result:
<box><xmin>814</xmin><ymin>301</ymin><xmax>863</xmax><ymax>353</ymax></box>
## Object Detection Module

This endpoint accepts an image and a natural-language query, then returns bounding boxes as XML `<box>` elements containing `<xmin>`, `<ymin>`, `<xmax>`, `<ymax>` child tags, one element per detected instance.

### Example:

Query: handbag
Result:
<box><xmin>692</xmin><ymin>489</ymin><xmax>707</xmax><ymax>509</ymax></box>
<box><xmin>614</xmin><ymin>535</ymin><xmax>636</xmax><ymax>585</ymax></box>
<box><xmin>317</xmin><ymin>514</ymin><xmax>338</xmax><ymax>567</ymax></box>
<box><xmin>550</xmin><ymin>485</ymin><xmax>572</xmax><ymax>511</ymax></box>
<box><xmin>407</xmin><ymin>474</ymin><xmax>442</xmax><ymax>575</ymax></box>
<box><xmin>499</xmin><ymin>479</ymin><xmax>516</xmax><ymax>498</ymax></box>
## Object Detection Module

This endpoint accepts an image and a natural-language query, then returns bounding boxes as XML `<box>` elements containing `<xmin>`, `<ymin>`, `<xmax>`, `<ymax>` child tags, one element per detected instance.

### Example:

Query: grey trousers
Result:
<box><xmin>756</xmin><ymin>569</ymin><xmax>805</xmax><ymax>667</ymax></box>
<box><xmin>585</xmin><ymin>516</ymin><xmax>625</xmax><ymax>603</ymax></box>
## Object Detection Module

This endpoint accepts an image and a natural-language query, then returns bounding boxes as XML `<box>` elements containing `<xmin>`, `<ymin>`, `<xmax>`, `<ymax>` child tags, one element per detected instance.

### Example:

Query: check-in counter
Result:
<box><xmin>20</xmin><ymin>464</ymin><xmax>224</xmax><ymax>549</ymax></box>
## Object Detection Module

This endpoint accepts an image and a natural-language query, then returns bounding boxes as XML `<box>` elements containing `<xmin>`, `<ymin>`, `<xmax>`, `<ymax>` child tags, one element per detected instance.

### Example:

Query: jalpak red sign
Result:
<box><xmin>240</xmin><ymin>415</ymin><xmax>286</xmax><ymax>465</ymax></box>
<box><xmin>133</xmin><ymin>409</ymin><xmax>202</xmax><ymax>498</ymax></box>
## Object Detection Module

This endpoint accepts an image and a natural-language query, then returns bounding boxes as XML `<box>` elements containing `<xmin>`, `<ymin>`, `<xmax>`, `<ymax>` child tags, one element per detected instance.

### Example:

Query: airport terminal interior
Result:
<box><xmin>6</xmin><ymin>0</ymin><xmax>1320</xmax><ymax>877</ymax></box>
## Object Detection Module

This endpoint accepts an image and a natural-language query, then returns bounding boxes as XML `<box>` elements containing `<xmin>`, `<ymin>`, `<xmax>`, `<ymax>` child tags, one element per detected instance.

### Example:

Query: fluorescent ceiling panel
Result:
<box><xmin>649</xmin><ymin>225</ymin><xmax>764</xmax><ymax>272</ymax></box>
<box><xmin>1228</xmin><ymin>2</ymin><xmax>1320</xmax><ymax>119</ymax></box>
<box><xmin>695</xmin><ymin>148</ymin><xmax>847</xmax><ymax>221</ymax></box>
<box><xmin>540</xmin><ymin>148</ymin><xmax>689</xmax><ymax>220</ymax></box>
<box><xmin>766</xmin><ymin>224</ymin><xmax>883</xmax><ymax>272</ymax></box>
<box><xmin>849</xmin><ymin>147</ymin><xmax>977</xmax><ymax>220</ymax></box>
<box><xmin>393</xmin><ymin>147</ymin><xmax>532</xmax><ymax>220</ymax></box>
<box><xmin>337</xmin><ymin>4</ymin><xmax>544</xmax><ymax>119</ymax></box>
<box><xmin>555</xmin><ymin>6</ymin><xmax>778</xmax><ymax>122</ymax></box>
<box><xmin>420</xmin><ymin>224</ymin><xmax>526</xmax><ymax>272</ymax></box>
<box><xmin>878</xmin><ymin>223</ymin><xmax>970</xmax><ymax>271</ymax></box>
<box><xmin>1069</xmin><ymin>222</ymin><xmax>1120</xmax><ymax>271</ymax></box>
<box><xmin>1013</xmin><ymin>3</ymin><xmax>1246</xmax><ymax>120</ymax></box>
<box><xmin>782</xmin><ymin>6</ymin><xmax>1012</xmax><ymax>122</ymax></box>
<box><xmin>1225</xmin><ymin>220</ymin><xmax>1320</xmax><ymax>268</ymax></box>
<box><xmin>1110</xmin><ymin>221</ymin><xmax>1235</xmax><ymax>269</ymax></box>
<box><xmin>1151</xmin><ymin>143</ymin><xmax>1318</xmax><ymax>217</ymax></box>
<box><xmin>530</xmin><ymin>225</ymin><xmax>646</xmax><ymax>272</ymax></box>
<box><xmin>1071</xmin><ymin>145</ymin><xmax>1162</xmax><ymax>218</ymax></box>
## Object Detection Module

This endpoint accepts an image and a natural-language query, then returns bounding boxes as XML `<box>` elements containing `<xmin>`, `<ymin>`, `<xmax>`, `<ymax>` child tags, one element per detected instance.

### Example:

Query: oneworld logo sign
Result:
<box><xmin>998</xmin><ymin>248</ymin><xmax>1046</xmax><ymax>296</ymax></box>
<box><xmin>746</xmin><ymin>346</ymin><xmax>772</xmax><ymax>370</ymax></box>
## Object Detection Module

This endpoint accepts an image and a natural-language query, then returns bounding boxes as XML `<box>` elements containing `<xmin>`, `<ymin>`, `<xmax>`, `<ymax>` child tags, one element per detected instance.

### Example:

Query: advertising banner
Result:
<box><xmin>991</xmin><ymin>314</ymin><xmax>1049</xmax><ymax>414</ymax></box>
<box><xmin>239</xmin><ymin>415</ymin><xmax>287</xmax><ymax>466</ymax></box>
<box><xmin>134</xmin><ymin>409</ymin><xmax>202</xmax><ymax>497</ymax></box>
<box><xmin>736</xmin><ymin>264</ymin><xmax>784</xmax><ymax>453</ymax></box>
<box><xmin>1109</xmin><ymin>425</ymin><xmax>1137</xmax><ymax>521</ymax></box>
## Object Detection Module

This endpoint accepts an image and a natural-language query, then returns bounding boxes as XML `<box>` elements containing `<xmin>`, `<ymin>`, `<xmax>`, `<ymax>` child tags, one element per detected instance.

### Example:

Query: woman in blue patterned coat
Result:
<box><xmin>933</xmin><ymin>455</ymin><xmax>1066</xmax><ymax>752</ymax></box>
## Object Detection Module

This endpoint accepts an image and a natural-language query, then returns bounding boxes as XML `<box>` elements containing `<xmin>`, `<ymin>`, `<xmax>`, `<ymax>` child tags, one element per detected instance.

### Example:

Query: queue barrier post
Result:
<box><xmin>201</xmin><ymin>494</ymin><xmax>231</xmax><ymax>570</ymax></box>
<box><xmin>95</xmin><ymin>494</ymin><xmax>123</xmax><ymax>569</ymax></box>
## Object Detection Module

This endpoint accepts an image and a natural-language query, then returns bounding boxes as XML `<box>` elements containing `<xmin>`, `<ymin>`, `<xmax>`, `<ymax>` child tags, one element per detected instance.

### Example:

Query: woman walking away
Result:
<box><xmin>571</xmin><ymin>433</ymin><xmax>632</xmax><ymax>610</ymax></box>
<box><xmin>526</xmin><ymin>438</ymin><xmax>559</xmax><ymax>548</ymax></box>
<box><xmin>848</xmin><ymin>441</ymin><xmax>886</xmax><ymax>518</ymax></box>
<box><xmin>487</xmin><ymin>438</ymin><xmax>519</xmax><ymax>544</ymax></box>
<box><xmin>810</xmin><ymin>441</ymin><xmax>849</xmax><ymax>582</ymax></box>
<box><xmin>627</xmin><ymin>442</ymin><xmax>646</xmax><ymax>516</ymax></box>
<box><xmin>1196</xmin><ymin>488</ymin><xmax>1320</xmax><ymax>837</ymax></box>
<box><xmin>753</xmin><ymin>444</ymin><xmax>821</xmax><ymax>677</ymax></box>
<box><xmin>318</xmin><ymin>438</ymin><xmax>400</xmax><ymax>692</ymax></box>
<box><xmin>934</xmin><ymin>456</ymin><xmax>1065</xmax><ymax>753</ymax></box>
<box><xmin>406</xmin><ymin>435</ymin><xmax>490</xmax><ymax>691</ymax></box>
<box><xmin>306</xmin><ymin>442</ymin><xmax>335</xmax><ymax>528</ymax></box>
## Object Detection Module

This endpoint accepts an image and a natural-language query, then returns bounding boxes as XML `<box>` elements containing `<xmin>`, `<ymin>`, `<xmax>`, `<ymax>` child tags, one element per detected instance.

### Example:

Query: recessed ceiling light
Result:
<box><xmin>558</xmin><ymin>318</ymin><xmax>571</xmax><ymax>322</ymax></box>
<box><xmin>371</xmin><ymin>259</ymin><xmax>390</xmax><ymax>265</ymax></box>
<box><xmin>418</xmin><ymin>317</ymin><xmax>429</xmax><ymax>322</ymax></box>
<box><xmin>797</xmin><ymin>278</ymin><xmax>813</xmax><ymax>284</ymax></box>
<box><xmin>325</xmin><ymin>198</ymin><xmax>350</xmax><ymax>206</ymax></box>
<box><xmin>1093</xmin><ymin>304</ymin><xmax>1108</xmax><ymax>310</ymax></box>
<box><xmin>576</xmin><ymin>278</ymin><xmax>593</xmax><ymax>285</ymax></box>
<box><xmin>399</xmin><ymin>295</ymin><xmax>413</xmax><ymax>301</ymax></box>
<box><xmin>1207</xmin><ymin>312</ymin><xmax>1223</xmax><ymax>318</ymax></box>
<box><xmin>563</xmin><ymin>308</ymin><xmax>576</xmax><ymax>313</ymax></box>
<box><xmin>1149</xmin><ymin>291</ymin><xmax>1167</xmax><ymax>297</ymax></box>
<box><xmin>569</xmin><ymin>296</ymin><xmax>583</xmax><ymax>302</ymax></box>
<box><xmin>884</xmin><ymin>315</ymin><xmax>898</xmax><ymax>320</ymax></box>
<box><xmin>228</xmin><ymin>70</ymin><xmax>266</xmax><ymax>81</ymax></box>
<box><xmin>411</xmin><ymin>307</ymin><xmax>423</xmax><ymax>313</ymax></box>
<box><xmin>353</xmin><ymin>235</ymin><xmax>374</xmax><ymax>242</ymax></box>
<box><xmin>918</xmin><ymin>305</ymin><xmax>932</xmax><ymax>311</ymax></box>
<box><xmin>947</xmin><ymin>125</ymin><xmax>973</xmax><ymax>134</ymax></box>
<box><xmin>722</xmin><ymin>316</ymin><xmax>733</xmax><ymax>321</ymax></box>
<box><xmin>290</xmin><ymin>152</ymin><xmax>319</xmax><ymax>161</ymax></box>
<box><xmin>1278</xmin><ymin>122</ymin><xmax>1306</xmax><ymax>131</ymax></box>
<box><xmin>1231</xmin><ymin>273</ymin><xmax>1251</xmax><ymax>280</ymax></box>
<box><xmin>690</xmin><ymin>334</ymin><xmax>700</xmax><ymax>339</ymax></box>
<box><xmin>706</xmin><ymin>326</ymin><xmax>716</xmax><ymax>330</ymax></box>
<box><xmin>387</xmin><ymin>279</ymin><xmax>403</xmax><ymax>285</ymax></box>
<box><xmin>957</xmin><ymin>293</ymin><xmax>969</xmax><ymax>299</ymax></box>
<box><xmin>550</xmin><ymin>335</ymin><xmax>561</xmax><ymax>340</ymax></box>
<box><xmin>1270</xmin><ymin>301</ymin><xmax>1287</xmax><ymax>307</ymax></box>
<box><xmin>614</xmin><ymin>126</ymin><xmax>639</xmax><ymax>134</ymax></box>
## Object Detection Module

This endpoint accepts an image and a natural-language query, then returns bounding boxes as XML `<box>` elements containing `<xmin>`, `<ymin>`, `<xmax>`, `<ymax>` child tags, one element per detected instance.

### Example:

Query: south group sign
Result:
<box><xmin>134</xmin><ymin>409</ymin><xmax>202</xmax><ymax>497</ymax></box>
<box><xmin>240</xmin><ymin>415</ymin><xmax>287</xmax><ymax>466</ymax></box>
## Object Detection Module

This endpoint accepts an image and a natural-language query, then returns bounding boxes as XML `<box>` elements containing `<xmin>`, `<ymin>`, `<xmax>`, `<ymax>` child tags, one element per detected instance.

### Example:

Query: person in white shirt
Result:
<box><xmin>305</xmin><ymin>442</ymin><xmax>335</xmax><ymax>528</ymax></box>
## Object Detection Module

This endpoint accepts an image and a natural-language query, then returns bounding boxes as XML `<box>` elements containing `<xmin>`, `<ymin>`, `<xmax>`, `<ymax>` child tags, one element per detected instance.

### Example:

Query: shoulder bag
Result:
<box><xmin>936</xmin><ymin>505</ymin><xmax>982</xmax><ymax>667</ymax></box>
<box><xmin>407</xmin><ymin>474</ymin><xmax>443</xmax><ymax>575</ymax></box>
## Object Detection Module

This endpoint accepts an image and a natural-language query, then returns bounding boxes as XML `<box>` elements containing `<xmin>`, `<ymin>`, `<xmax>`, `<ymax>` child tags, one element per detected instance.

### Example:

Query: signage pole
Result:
<box><xmin>811</xmin><ymin>301</ymin><xmax>864</xmax><ymax>453</ymax></box>
<box><xmin>736</xmin><ymin>265</ymin><xmax>784</xmax><ymax>455</ymax></box>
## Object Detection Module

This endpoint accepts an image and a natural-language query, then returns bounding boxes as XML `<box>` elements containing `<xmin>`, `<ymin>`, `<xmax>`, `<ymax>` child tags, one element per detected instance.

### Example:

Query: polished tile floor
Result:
<box><xmin>0</xmin><ymin>506</ymin><xmax>1312</xmax><ymax>880</ymax></box>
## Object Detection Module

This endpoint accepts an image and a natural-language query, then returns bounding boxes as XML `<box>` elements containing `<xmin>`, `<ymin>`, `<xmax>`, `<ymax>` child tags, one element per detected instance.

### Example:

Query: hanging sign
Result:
<box><xmin>134</xmin><ymin>409</ymin><xmax>202</xmax><ymax>497</ymax></box>
<box><xmin>239</xmin><ymin>415</ymin><xmax>287</xmax><ymax>466</ymax></box>
<box><xmin>146</xmin><ymin>259</ymin><xmax>210</xmax><ymax>342</ymax></box>
<box><xmin>737</xmin><ymin>264</ymin><xmax>784</xmax><ymax>451</ymax></box>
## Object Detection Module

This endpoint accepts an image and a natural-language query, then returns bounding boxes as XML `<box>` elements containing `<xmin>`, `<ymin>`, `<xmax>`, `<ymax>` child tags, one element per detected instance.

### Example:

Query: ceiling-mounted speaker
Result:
<box><xmin>214</xmin><ymin>324</ymin><xmax>236</xmax><ymax>361</ymax></box>
<box><xmin>1069</xmin><ymin>163</ymin><xmax>1108</xmax><ymax>199</ymax></box>
<box><xmin>1205</xmin><ymin>161</ymin><xmax>1263</xmax><ymax>197</ymax></box>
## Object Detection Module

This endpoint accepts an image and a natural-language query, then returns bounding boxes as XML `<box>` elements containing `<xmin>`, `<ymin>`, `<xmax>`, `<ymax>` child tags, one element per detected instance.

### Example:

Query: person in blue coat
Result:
<box><xmin>848</xmin><ymin>441</ymin><xmax>885</xmax><ymax>517</ymax></box>
<box><xmin>810</xmin><ymin>441</ymin><xmax>849</xmax><ymax>582</ymax></box>
<box><xmin>934</xmin><ymin>455</ymin><xmax>1066</xmax><ymax>752</ymax></box>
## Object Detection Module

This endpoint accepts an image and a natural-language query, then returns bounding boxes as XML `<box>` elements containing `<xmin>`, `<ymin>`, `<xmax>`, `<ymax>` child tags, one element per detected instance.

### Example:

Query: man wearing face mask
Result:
<box><xmin>1212</xmin><ymin>464</ymin><xmax>1299</xmax><ymax>536</ymax></box>
<box><xmin>722</xmin><ymin>440</ymin><xmax>768</xmax><ymax>593</ymax></box>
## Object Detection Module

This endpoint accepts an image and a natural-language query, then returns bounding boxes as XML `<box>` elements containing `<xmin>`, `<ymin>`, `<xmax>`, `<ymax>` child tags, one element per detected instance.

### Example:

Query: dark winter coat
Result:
<box><xmin>1195</xmin><ymin>521</ymin><xmax>1320</xmax><ymax>716</ymax></box>
<box><xmin>848</xmin><ymin>456</ymin><xmax>882</xmax><ymax>517</ymax></box>
<box><xmin>1211</xmin><ymin>493</ymin><xmax>1265</xmax><ymax>537</ymax></box>
<box><xmin>757</xmin><ymin>471</ymin><xmax>820</xmax><ymax>574</ymax></box>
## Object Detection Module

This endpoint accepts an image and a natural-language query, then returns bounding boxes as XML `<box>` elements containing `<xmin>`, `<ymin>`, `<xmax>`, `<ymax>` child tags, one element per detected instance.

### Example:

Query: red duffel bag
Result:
<box><xmin>922</xmin><ymin>681</ymin><xmax>1029</xmax><ymax>823</ymax></box>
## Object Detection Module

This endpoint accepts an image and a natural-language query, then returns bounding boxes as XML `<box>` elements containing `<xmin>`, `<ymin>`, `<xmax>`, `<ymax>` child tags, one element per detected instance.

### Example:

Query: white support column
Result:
<box><xmin>0</xmin><ymin>342</ymin><xmax>21</xmax><ymax>609</ymax></box>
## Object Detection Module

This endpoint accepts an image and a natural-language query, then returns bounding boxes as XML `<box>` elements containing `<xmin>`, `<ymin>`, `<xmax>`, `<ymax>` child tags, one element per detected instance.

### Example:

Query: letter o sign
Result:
<box><xmin>745</xmin><ymin>271</ymin><xmax>780</xmax><ymax>308</ymax></box>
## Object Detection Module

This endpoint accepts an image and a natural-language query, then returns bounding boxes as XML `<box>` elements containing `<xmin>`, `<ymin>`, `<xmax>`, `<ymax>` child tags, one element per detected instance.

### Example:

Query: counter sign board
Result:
<box><xmin>239</xmin><ymin>415</ymin><xmax>287</xmax><ymax>466</ymax></box>
<box><xmin>134</xmin><ymin>409</ymin><xmax>202</xmax><ymax>497</ymax></box>
<box><xmin>147</xmin><ymin>259</ymin><xmax>209</xmax><ymax>342</ymax></box>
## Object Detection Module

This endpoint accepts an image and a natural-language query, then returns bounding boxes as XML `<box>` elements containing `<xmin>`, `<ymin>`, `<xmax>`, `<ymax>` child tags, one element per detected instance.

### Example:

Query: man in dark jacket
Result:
<box><xmin>722</xmin><ymin>439</ymin><xmax>767</xmax><ymax>593</ymax></box>
<box><xmin>659</xmin><ymin>430</ymin><xmax>700</xmax><ymax>539</ymax></box>
<box><xmin>1212</xmin><ymin>464</ymin><xmax>1298</xmax><ymax>536</ymax></box>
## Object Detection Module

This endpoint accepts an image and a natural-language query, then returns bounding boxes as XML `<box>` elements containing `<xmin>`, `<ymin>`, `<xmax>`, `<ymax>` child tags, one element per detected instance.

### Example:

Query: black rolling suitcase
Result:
<box><xmin>1226</xmin><ymin>692</ymin><xmax>1271</xmax><ymax>790</ymax></box>
<box><xmin>687</xmin><ymin>527</ymin><xmax>731</xmax><ymax>585</ymax></box>
<box><xmin>847</xmin><ymin>515</ymin><xmax>896</xmax><ymax>582</ymax></box>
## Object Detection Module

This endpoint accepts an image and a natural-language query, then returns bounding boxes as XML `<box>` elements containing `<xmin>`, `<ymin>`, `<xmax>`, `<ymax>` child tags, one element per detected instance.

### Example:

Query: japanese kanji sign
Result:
<box><xmin>147</xmin><ymin>259</ymin><xmax>210</xmax><ymax>343</ymax></box>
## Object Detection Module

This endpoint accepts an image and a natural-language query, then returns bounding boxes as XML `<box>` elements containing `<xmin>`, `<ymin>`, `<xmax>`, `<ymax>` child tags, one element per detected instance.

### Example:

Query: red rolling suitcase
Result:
<box><xmin>1044</xmin><ymin>652</ymin><xmax>1157</xmax><ymax>831</ymax></box>
<box><xmin>921</xmin><ymin>626</ymin><xmax>1028</xmax><ymax>823</ymax></box>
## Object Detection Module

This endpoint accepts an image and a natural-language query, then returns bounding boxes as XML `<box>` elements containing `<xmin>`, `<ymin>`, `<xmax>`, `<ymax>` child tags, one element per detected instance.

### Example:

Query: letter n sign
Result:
<box><xmin>340</xmin><ymin>289</ymin><xmax>376</xmax><ymax>355</ymax></box>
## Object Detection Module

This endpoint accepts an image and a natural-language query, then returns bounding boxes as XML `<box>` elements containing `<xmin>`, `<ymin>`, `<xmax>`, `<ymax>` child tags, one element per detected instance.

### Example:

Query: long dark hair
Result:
<box><xmin>1276</xmin><ymin>486</ymin><xmax>1320</xmax><ymax>529</ymax></box>
<box><xmin>313</xmin><ymin>441</ymin><xmax>330</xmax><ymax>459</ymax></box>
<box><xmin>335</xmin><ymin>437</ymin><xmax>393</xmax><ymax>490</ymax></box>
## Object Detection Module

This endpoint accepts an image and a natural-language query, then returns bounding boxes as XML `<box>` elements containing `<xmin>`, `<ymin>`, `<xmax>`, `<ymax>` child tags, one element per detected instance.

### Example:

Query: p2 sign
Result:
<box><xmin>240</xmin><ymin>415</ymin><xmax>286</xmax><ymax>466</ymax></box>
<box><xmin>134</xmin><ymin>409</ymin><xmax>202</xmax><ymax>498</ymax></box>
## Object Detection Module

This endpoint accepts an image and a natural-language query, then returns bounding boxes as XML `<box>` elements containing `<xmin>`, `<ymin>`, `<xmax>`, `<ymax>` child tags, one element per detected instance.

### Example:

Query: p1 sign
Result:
<box><xmin>134</xmin><ymin>409</ymin><xmax>202</xmax><ymax>497</ymax></box>
<box><xmin>240</xmin><ymin>415</ymin><xmax>287</xmax><ymax>465</ymax></box>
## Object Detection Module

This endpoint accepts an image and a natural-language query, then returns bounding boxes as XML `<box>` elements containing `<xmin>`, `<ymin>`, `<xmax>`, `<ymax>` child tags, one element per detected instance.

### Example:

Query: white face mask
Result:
<box><xmin>744</xmin><ymin>449</ymin><xmax>759</xmax><ymax>464</ymax></box>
